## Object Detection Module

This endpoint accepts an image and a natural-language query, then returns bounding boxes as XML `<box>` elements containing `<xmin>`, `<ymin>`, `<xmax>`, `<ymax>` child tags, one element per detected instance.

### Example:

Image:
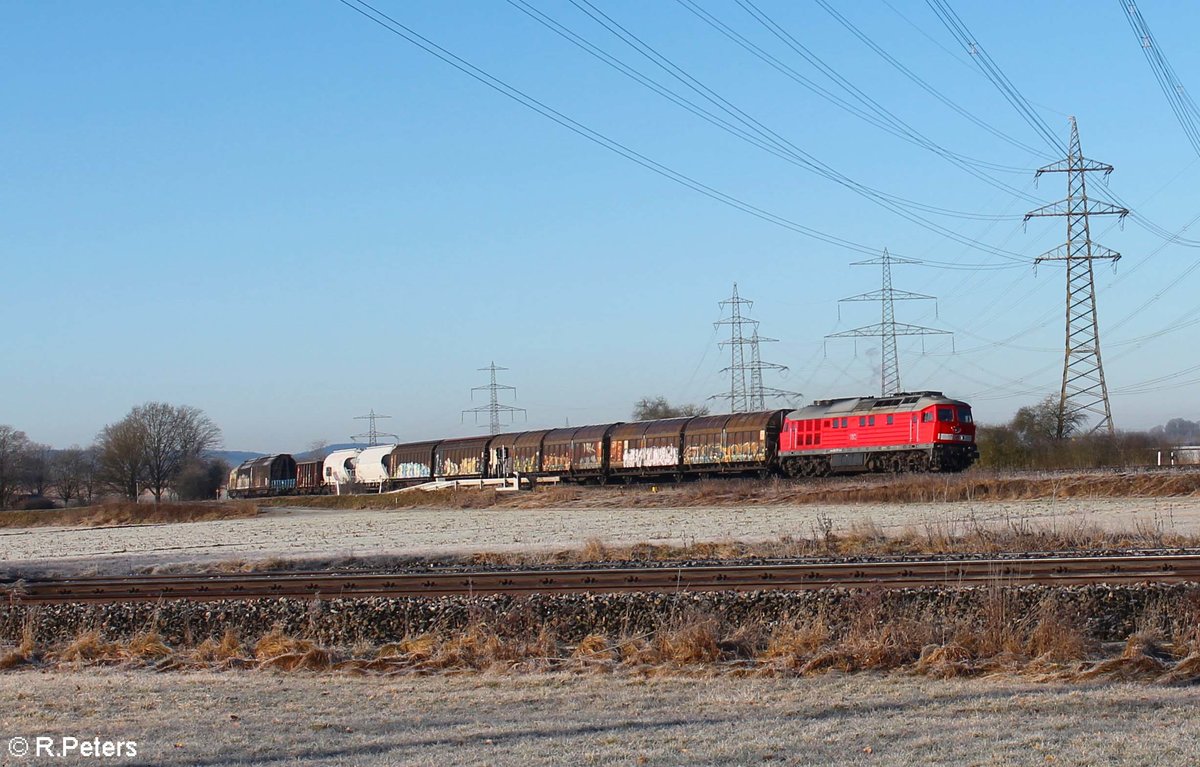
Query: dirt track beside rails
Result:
<box><xmin>4</xmin><ymin>496</ymin><xmax>1200</xmax><ymax>575</ymax></box>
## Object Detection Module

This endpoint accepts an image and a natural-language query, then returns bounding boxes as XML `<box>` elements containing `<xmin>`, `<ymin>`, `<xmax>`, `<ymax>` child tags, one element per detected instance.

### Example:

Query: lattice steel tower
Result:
<box><xmin>462</xmin><ymin>362</ymin><xmax>526</xmax><ymax>435</ymax></box>
<box><xmin>1024</xmin><ymin>117</ymin><xmax>1127</xmax><ymax>437</ymax></box>
<box><xmin>826</xmin><ymin>249</ymin><xmax>949</xmax><ymax>396</ymax></box>
<box><xmin>351</xmin><ymin>409</ymin><xmax>398</xmax><ymax>446</ymax></box>
<box><xmin>711</xmin><ymin>283</ymin><xmax>797</xmax><ymax>412</ymax></box>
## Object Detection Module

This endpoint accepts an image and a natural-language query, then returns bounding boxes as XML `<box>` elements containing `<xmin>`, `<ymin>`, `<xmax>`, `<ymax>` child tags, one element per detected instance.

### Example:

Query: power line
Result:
<box><xmin>812</xmin><ymin>0</ymin><xmax>1052</xmax><ymax>161</ymax></box>
<box><xmin>335</xmin><ymin>0</ymin><xmax>901</xmax><ymax>259</ymax></box>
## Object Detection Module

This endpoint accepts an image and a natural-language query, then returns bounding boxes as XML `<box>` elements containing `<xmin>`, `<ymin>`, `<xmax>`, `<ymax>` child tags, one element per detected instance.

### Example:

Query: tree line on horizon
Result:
<box><xmin>0</xmin><ymin>402</ymin><xmax>225</xmax><ymax>511</ymax></box>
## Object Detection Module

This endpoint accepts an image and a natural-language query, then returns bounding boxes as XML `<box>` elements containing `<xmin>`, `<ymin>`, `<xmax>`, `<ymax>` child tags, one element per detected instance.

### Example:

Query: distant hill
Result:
<box><xmin>207</xmin><ymin>449</ymin><xmax>266</xmax><ymax>466</ymax></box>
<box><xmin>209</xmin><ymin>443</ymin><xmax>380</xmax><ymax>466</ymax></box>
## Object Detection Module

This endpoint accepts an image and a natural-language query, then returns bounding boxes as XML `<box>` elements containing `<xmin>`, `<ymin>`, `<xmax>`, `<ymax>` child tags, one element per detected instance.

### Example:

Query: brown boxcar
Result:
<box><xmin>513</xmin><ymin>430</ymin><xmax>549</xmax><ymax>474</ymax></box>
<box><xmin>389</xmin><ymin>441</ymin><xmax>439</xmax><ymax>482</ymax></box>
<box><xmin>295</xmin><ymin>459</ymin><xmax>324</xmax><ymax>494</ymax></box>
<box><xmin>569</xmin><ymin>424</ymin><xmax>614</xmax><ymax>478</ymax></box>
<box><xmin>609</xmin><ymin>418</ymin><xmax>691</xmax><ymax>476</ymax></box>
<box><xmin>681</xmin><ymin>410</ymin><xmax>785</xmax><ymax>473</ymax></box>
<box><xmin>487</xmin><ymin>431</ymin><xmax>551</xmax><ymax>477</ymax></box>
<box><xmin>486</xmin><ymin>432</ymin><xmax>523</xmax><ymax>478</ymax></box>
<box><xmin>434</xmin><ymin>437</ymin><xmax>490</xmax><ymax>479</ymax></box>
<box><xmin>540</xmin><ymin>427</ymin><xmax>579</xmax><ymax>475</ymax></box>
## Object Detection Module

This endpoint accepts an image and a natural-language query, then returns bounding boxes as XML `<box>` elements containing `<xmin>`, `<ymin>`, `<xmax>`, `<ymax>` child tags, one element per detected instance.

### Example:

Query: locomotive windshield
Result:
<box><xmin>959</xmin><ymin>407</ymin><xmax>974</xmax><ymax>424</ymax></box>
<box><xmin>937</xmin><ymin>407</ymin><xmax>955</xmax><ymax>422</ymax></box>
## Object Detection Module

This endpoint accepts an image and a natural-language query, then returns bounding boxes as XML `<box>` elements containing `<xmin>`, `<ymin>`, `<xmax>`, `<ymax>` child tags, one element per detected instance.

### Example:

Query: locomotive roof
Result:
<box><xmin>787</xmin><ymin>391</ymin><xmax>968</xmax><ymax>420</ymax></box>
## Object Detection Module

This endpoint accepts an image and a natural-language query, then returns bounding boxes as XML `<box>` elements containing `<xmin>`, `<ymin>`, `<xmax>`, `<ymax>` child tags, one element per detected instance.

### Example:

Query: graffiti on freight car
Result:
<box><xmin>439</xmin><ymin>456</ymin><xmax>480</xmax><ymax>476</ymax></box>
<box><xmin>577</xmin><ymin>441</ymin><xmax>603</xmax><ymax>470</ymax></box>
<box><xmin>683</xmin><ymin>442</ymin><xmax>766</xmax><ymax>464</ymax></box>
<box><xmin>623</xmin><ymin>445</ymin><xmax>679</xmax><ymax>468</ymax></box>
<box><xmin>514</xmin><ymin>454</ymin><xmax>539</xmax><ymax>473</ymax></box>
<box><xmin>393</xmin><ymin>462</ymin><xmax>430</xmax><ymax>479</ymax></box>
<box><xmin>684</xmin><ymin>444</ymin><xmax>727</xmax><ymax>464</ymax></box>
<box><xmin>542</xmin><ymin>453</ymin><xmax>571</xmax><ymax>472</ymax></box>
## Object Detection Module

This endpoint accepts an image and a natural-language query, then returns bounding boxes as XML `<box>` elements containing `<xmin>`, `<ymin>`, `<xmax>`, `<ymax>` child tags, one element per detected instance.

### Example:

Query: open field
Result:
<box><xmin>0</xmin><ymin>670</ymin><xmax>1197</xmax><ymax>766</ymax></box>
<box><xmin>4</xmin><ymin>494</ymin><xmax>1200</xmax><ymax>576</ymax></box>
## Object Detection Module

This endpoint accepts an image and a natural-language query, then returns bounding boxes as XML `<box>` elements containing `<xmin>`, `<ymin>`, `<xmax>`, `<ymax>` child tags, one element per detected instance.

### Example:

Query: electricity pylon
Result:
<box><xmin>351</xmin><ymin>409</ymin><xmax>398</xmax><ymax>446</ymax></box>
<box><xmin>1024</xmin><ymin>117</ymin><xmax>1127</xmax><ymax>437</ymax></box>
<box><xmin>826</xmin><ymin>248</ymin><xmax>950</xmax><ymax>396</ymax></box>
<box><xmin>711</xmin><ymin>283</ymin><xmax>797</xmax><ymax>412</ymax></box>
<box><xmin>748</xmin><ymin>330</ymin><xmax>799</xmax><ymax>410</ymax></box>
<box><xmin>462</xmin><ymin>362</ymin><xmax>526</xmax><ymax>435</ymax></box>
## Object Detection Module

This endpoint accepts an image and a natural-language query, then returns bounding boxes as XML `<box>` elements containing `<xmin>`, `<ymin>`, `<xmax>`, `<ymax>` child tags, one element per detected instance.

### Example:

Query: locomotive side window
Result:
<box><xmin>841</xmin><ymin>418</ymin><xmax>848</xmax><ymax>428</ymax></box>
<box><xmin>886</xmin><ymin>415</ymin><xmax>894</xmax><ymax>425</ymax></box>
<box><xmin>859</xmin><ymin>417</ymin><xmax>866</xmax><ymax>427</ymax></box>
<box><xmin>831</xmin><ymin>420</ymin><xmax>838</xmax><ymax>429</ymax></box>
<box><xmin>868</xmin><ymin>416</ymin><xmax>875</xmax><ymax>426</ymax></box>
<box><xmin>922</xmin><ymin>412</ymin><xmax>934</xmax><ymax>423</ymax></box>
<box><xmin>938</xmin><ymin>407</ymin><xmax>954</xmax><ymax>422</ymax></box>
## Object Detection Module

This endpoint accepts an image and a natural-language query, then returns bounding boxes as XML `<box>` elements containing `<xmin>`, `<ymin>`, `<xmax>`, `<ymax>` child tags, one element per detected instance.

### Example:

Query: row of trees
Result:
<box><xmin>0</xmin><ymin>403</ymin><xmax>225</xmax><ymax>510</ymax></box>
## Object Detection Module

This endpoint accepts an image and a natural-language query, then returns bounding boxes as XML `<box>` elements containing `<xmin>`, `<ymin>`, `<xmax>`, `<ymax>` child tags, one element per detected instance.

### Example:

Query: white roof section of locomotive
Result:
<box><xmin>323</xmin><ymin>448</ymin><xmax>361</xmax><ymax>484</ymax></box>
<box><xmin>354</xmin><ymin>444</ymin><xmax>398</xmax><ymax>483</ymax></box>
<box><xmin>787</xmin><ymin>392</ymin><xmax>967</xmax><ymax>420</ymax></box>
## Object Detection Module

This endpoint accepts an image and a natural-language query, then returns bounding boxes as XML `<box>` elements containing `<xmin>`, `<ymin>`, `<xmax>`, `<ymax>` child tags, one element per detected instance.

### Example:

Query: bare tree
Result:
<box><xmin>78</xmin><ymin>446</ymin><xmax>100</xmax><ymax>505</ymax></box>
<box><xmin>53</xmin><ymin>446</ymin><xmax>91</xmax><ymax>506</ymax></box>
<box><xmin>633</xmin><ymin>396</ymin><xmax>710</xmax><ymax>421</ymax></box>
<box><xmin>138</xmin><ymin>403</ymin><xmax>222</xmax><ymax>504</ymax></box>
<box><xmin>20</xmin><ymin>443</ymin><xmax>54</xmax><ymax>498</ymax></box>
<box><xmin>1012</xmin><ymin>395</ymin><xmax>1086</xmax><ymax>444</ymax></box>
<box><xmin>97</xmin><ymin>416</ymin><xmax>147</xmax><ymax>501</ymax></box>
<box><xmin>0</xmin><ymin>426</ymin><xmax>32</xmax><ymax>510</ymax></box>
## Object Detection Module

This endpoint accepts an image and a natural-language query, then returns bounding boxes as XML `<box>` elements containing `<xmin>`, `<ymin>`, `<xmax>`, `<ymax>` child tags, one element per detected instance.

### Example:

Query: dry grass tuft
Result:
<box><xmin>570</xmin><ymin>633</ymin><xmax>615</xmax><ymax>667</ymax></box>
<box><xmin>759</xmin><ymin>618</ymin><xmax>830</xmax><ymax>669</ymax></box>
<box><xmin>0</xmin><ymin>625</ymin><xmax>36</xmax><ymax>670</ymax></box>
<box><xmin>124</xmin><ymin>630</ymin><xmax>172</xmax><ymax>661</ymax></box>
<box><xmin>194</xmin><ymin>629</ymin><xmax>244</xmax><ymax>663</ymax></box>
<box><xmin>914</xmin><ymin>643</ymin><xmax>975</xmax><ymax>678</ymax></box>
<box><xmin>252</xmin><ymin>627</ymin><xmax>332</xmax><ymax>670</ymax></box>
<box><xmin>54</xmin><ymin>630</ymin><xmax>120</xmax><ymax>665</ymax></box>
<box><xmin>654</xmin><ymin>620</ymin><xmax>722</xmax><ymax>665</ymax></box>
<box><xmin>1078</xmin><ymin>632</ymin><xmax>1172</xmax><ymax>681</ymax></box>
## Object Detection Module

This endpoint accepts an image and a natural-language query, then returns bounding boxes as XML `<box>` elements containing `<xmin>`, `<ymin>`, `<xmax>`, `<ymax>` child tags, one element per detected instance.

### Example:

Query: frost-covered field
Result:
<box><xmin>0</xmin><ymin>670</ymin><xmax>1196</xmax><ymax>766</ymax></box>
<box><xmin>2</xmin><ymin>497</ymin><xmax>1198</xmax><ymax>573</ymax></box>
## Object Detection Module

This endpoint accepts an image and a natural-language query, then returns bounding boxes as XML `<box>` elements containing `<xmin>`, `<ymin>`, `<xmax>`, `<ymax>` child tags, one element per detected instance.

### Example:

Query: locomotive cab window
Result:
<box><xmin>938</xmin><ymin>407</ymin><xmax>955</xmax><ymax>422</ymax></box>
<box><xmin>922</xmin><ymin>412</ymin><xmax>934</xmax><ymax>423</ymax></box>
<box><xmin>959</xmin><ymin>408</ymin><xmax>974</xmax><ymax>423</ymax></box>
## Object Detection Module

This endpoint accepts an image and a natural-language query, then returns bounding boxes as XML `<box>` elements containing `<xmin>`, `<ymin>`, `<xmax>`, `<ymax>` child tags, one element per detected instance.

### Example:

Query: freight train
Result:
<box><xmin>226</xmin><ymin>391</ymin><xmax>978</xmax><ymax>498</ymax></box>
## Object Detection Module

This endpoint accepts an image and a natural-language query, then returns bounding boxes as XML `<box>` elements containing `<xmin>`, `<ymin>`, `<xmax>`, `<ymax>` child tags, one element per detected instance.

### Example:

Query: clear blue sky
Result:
<box><xmin>5</xmin><ymin>1</ymin><xmax>1200</xmax><ymax>452</ymax></box>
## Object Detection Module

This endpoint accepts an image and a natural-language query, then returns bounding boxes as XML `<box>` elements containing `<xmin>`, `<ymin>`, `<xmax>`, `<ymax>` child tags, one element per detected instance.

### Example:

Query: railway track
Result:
<box><xmin>4</xmin><ymin>554</ymin><xmax>1200</xmax><ymax>604</ymax></box>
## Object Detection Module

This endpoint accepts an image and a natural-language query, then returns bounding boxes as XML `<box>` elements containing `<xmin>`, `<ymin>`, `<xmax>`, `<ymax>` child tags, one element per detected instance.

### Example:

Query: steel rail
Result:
<box><xmin>3</xmin><ymin>554</ymin><xmax>1199</xmax><ymax>604</ymax></box>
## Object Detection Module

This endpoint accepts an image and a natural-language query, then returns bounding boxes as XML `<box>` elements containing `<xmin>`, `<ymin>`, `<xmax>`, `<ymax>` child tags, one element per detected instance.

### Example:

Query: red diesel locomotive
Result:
<box><xmin>779</xmin><ymin>391</ymin><xmax>977</xmax><ymax>476</ymax></box>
